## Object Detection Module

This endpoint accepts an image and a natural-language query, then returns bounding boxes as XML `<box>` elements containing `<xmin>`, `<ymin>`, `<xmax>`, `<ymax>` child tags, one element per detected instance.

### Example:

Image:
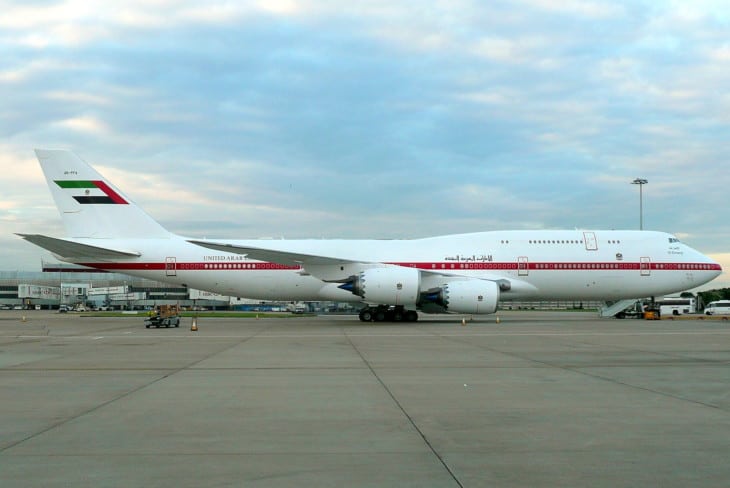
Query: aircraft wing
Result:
<box><xmin>17</xmin><ymin>234</ymin><xmax>141</xmax><ymax>259</ymax></box>
<box><xmin>187</xmin><ymin>240</ymin><xmax>359</xmax><ymax>266</ymax></box>
<box><xmin>187</xmin><ymin>239</ymin><xmax>530</xmax><ymax>293</ymax></box>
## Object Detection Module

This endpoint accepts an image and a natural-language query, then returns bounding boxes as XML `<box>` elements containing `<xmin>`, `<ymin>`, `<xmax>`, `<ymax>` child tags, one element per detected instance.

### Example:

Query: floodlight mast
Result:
<box><xmin>631</xmin><ymin>178</ymin><xmax>648</xmax><ymax>230</ymax></box>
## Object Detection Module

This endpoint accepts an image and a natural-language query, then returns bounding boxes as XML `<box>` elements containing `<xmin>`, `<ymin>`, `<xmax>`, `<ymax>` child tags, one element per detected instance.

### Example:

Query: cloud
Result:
<box><xmin>518</xmin><ymin>0</ymin><xmax>625</xmax><ymax>18</ymax></box>
<box><xmin>54</xmin><ymin>115</ymin><xmax>110</xmax><ymax>135</ymax></box>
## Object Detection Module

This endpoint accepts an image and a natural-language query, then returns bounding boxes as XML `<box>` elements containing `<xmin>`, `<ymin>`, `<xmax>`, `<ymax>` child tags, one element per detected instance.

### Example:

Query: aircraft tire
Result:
<box><xmin>359</xmin><ymin>309</ymin><xmax>373</xmax><ymax>322</ymax></box>
<box><xmin>404</xmin><ymin>310</ymin><xmax>418</xmax><ymax>322</ymax></box>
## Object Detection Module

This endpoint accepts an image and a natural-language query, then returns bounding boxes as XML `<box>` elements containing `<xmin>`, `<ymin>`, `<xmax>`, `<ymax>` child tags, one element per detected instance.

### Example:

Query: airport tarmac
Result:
<box><xmin>1</xmin><ymin>311</ymin><xmax>729</xmax><ymax>488</ymax></box>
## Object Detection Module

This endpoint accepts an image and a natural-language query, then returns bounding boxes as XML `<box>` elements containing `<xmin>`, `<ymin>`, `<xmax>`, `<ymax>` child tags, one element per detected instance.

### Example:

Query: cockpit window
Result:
<box><xmin>668</xmin><ymin>237</ymin><xmax>680</xmax><ymax>243</ymax></box>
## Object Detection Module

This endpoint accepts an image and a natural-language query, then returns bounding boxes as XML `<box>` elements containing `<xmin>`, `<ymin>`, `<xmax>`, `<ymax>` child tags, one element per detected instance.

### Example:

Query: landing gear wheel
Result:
<box><xmin>404</xmin><ymin>310</ymin><xmax>418</xmax><ymax>322</ymax></box>
<box><xmin>374</xmin><ymin>310</ymin><xmax>387</xmax><ymax>322</ymax></box>
<box><xmin>359</xmin><ymin>309</ymin><xmax>373</xmax><ymax>322</ymax></box>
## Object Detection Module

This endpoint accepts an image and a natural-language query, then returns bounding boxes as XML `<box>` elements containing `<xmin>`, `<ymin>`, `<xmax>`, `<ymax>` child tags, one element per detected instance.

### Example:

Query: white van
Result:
<box><xmin>704</xmin><ymin>301</ymin><xmax>730</xmax><ymax>315</ymax></box>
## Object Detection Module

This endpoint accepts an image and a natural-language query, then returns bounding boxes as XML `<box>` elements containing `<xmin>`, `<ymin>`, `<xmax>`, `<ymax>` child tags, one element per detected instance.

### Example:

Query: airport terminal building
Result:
<box><xmin>0</xmin><ymin>264</ymin><xmax>288</xmax><ymax>312</ymax></box>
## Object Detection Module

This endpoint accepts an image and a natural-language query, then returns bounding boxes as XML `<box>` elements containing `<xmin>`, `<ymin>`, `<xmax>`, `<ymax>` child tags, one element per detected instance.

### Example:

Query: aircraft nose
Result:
<box><xmin>711</xmin><ymin>259</ymin><xmax>723</xmax><ymax>276</ymax></box>
<box><xmin>685</xmin><ymin>245</ymin><xmax>723</xmax><ymax>285</ymax></box>
<box><xmin>702</xmin><ymin>253</ymin><xmax>723</xmax><ymax>280</ymax></box>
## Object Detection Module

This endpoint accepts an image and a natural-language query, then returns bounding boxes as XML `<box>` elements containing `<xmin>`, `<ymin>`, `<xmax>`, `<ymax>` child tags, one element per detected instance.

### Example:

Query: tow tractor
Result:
<box><xmin>615</xmin><ymin>300</ymin><xmax>661</xmax><ymax>320</ymax></box>
<box><xmin>145</xmin><ymin>305</ymin><xmax>181</xmax><ymax>328</ymax></box>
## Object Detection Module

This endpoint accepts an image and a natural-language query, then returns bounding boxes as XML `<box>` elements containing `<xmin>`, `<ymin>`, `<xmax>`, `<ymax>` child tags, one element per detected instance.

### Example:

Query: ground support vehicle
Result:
<box><xmin>704</xmin><ymin>300</ymin><xmax>730</xmax><ymax>316</ymax></box>
<box><xmin>145</xmin><ymin>305</ymin><xmax>180</xmax><ymax>328</ymax></box>
<box><xmin>614</xmin><ymin>300</ymin><xmax>661</xmax><ymax>320</ymax></box>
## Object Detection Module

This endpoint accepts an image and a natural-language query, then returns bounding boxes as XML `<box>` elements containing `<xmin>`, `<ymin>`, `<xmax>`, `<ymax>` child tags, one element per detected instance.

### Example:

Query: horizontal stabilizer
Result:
<box><xmin>17</xmin><ymin>234</ymin><xmax>141</xmax><ymax>259</ymax></box>
<box><xmin>188</xmin><ymin>240</ymin><xmax>355</xmax><ymax>266</ymax></box>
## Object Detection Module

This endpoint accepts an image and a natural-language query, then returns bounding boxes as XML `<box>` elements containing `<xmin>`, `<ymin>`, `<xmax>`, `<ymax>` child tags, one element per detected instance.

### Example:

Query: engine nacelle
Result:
<box><xmin>421</xmin><ymin>280</ymin><xmax>500</xmax><ymax>314</ymax></box>
<box><xmin>339</xmin><ymin>267</ymin><xmax>421</xmax><ymax>306</ymax></box>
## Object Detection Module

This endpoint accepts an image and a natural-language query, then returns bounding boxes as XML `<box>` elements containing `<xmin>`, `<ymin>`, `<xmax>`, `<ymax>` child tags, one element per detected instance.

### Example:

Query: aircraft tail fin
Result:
<box><xmin>34</xmin><ymin>149</ymin><xmax>171</xmax><ymax>239</ymax></box>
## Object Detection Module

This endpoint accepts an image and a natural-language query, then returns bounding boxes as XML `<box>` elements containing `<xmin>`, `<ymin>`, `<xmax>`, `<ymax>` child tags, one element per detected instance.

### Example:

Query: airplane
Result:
<box><xmin>19</xmin><ymin>149</ymin><xmax>722</xmax><ymax>322</ymax></box>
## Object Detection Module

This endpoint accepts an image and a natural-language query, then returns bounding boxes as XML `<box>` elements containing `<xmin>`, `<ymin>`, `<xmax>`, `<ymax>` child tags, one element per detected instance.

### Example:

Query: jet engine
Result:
<box><xmin>420</xmin><ymin>279</ymin><xmax>500</xmax><ymax>314</ymax></box>
<box><xmin>338</xmin><ymin>267</ymin><xmax>420</xmax><ymax>306</ymax></box>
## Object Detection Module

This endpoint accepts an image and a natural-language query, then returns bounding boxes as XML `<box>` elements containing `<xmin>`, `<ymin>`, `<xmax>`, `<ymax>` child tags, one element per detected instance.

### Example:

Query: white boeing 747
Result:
<box><xmin>19</xmin><ymin>150</ymin><xmax>722</xmax><ymax>321</ymax></box>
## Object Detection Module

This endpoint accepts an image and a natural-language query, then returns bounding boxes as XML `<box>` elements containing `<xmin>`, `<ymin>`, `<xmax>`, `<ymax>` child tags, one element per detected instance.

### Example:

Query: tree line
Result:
<box><xmin>696</xmin><ymin>288</ymin><xmax>730</xmax><ymax>306</ymax></box>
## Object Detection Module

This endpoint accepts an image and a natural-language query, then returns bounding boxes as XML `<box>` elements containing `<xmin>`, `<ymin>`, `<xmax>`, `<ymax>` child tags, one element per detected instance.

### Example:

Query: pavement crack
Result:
<box><xmin>0</xmin><ymin>322</ymin><xmax>274</xmax><ymax>454</ymax></box>
<box><xmin>342</xmin><ymin>329</ymin><xmax>465</xmax><ymax>488</ymax></box>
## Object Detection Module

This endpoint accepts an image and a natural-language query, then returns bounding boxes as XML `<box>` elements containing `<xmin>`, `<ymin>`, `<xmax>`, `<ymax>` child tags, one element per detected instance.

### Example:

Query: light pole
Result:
<box><xmin>631</xmin><ymin>178</ymin><xmax>648</xmax><ymax>230</ymax></box>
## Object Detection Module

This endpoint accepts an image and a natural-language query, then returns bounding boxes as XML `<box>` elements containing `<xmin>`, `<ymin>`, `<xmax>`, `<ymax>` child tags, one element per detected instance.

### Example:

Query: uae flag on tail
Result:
<box><xmin>54</xmin><ymin>180</ymin><xmax>129</xmax><ymax>204</ymax></box>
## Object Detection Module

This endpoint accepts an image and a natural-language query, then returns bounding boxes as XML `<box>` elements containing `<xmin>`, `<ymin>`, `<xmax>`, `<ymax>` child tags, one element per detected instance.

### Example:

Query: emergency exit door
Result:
<box><xmin>517</xmin><ymin>256</ymin><xmax>529</xmax><ymax>276</ymax></box>
<box><xmin>165</xmin><ymin>257</ymin><xmax>177</xmax><ymax>277</ymax></box>
<box><xmin>583</xmin><ymin>232</ymin><xmax>598</xmax><ymax>250</ymax></box>
<box><xmin>640</xmin><ymin>257</ymin><xmax>651</xmax><ymax>276</ymax></box>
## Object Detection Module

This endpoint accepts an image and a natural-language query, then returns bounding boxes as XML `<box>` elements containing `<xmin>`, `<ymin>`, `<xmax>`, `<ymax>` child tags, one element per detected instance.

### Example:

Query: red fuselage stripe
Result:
<box><xmin>74</xmin><ymin>261</ymin><xmax>722</xmax><ymax>272</ymax></box>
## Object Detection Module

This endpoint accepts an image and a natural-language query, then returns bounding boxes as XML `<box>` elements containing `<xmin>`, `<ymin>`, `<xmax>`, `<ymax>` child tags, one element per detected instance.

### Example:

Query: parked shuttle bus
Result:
<box><xmin>704</xmin><ymin>301</ymin><xmax>730</xmax><ymax>315</ymax></box>
<box><xmin>658</xmin><ymin>296</ymin><xmax>697</xmax><ymax>316</ymax></box>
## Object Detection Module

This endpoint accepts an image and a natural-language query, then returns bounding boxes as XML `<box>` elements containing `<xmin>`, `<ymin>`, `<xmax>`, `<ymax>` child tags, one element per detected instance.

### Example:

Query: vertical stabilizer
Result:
<box><xmin>34</xmin><ymin>149</ymin><xmax>171</xmax><ymax>238</ymax></box>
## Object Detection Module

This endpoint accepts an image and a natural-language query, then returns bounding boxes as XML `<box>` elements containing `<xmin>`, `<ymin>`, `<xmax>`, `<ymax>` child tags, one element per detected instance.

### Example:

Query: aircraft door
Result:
<box><xmin>518</xmin><ymin>256</ymin><xmax>529</xmax><ymax>276</ymax></box>
<box><xmin>165</xmin><ymin>257</ymin><xmax>177</xmax><ymax>277</ymax></box>
<box><xmin>583</xmin><ymin>232</ymin><xmax>598</xmax><ymax>251</ymax></box>
<box><xmin>640</xmin><ymin>257</ymin><xmax>651</xmax><ymax>276</ymax></box>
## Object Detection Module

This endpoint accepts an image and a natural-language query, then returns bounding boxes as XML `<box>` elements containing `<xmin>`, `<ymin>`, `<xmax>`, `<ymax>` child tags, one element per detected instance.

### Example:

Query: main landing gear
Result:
<box><xmin>358</xmin><ymin>305</ymin><xmax>418</xmax><ymax>322</ymax></box>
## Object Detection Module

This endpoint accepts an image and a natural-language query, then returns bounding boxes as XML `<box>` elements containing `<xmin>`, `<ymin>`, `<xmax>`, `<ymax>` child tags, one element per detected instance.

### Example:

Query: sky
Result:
<box><xmin>1</xmin><ymin>0</ymin><xmax>729</xmax><ymax>288</ymax></box>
